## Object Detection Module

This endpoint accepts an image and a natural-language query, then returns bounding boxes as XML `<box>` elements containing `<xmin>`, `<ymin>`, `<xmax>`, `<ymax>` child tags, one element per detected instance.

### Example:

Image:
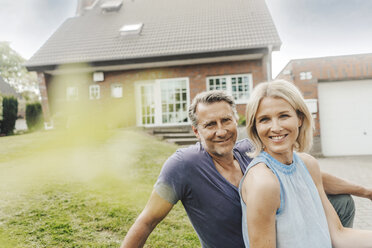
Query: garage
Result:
<box><xmin>318</xmin><ymin>79</ymin><xmax>372</xmax><ymax>156</ymax></box>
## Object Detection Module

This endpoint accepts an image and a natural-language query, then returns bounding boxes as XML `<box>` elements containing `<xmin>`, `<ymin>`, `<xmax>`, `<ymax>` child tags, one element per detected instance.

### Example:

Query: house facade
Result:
<box><xmin>25</xmin><ymin>0</ymin><xmax>281</xmax><ymax>128</ymax></box>
<box><xmin>276</xmin><ymin>53</ymin><xmax>372</xmax><ymax>156</ymax></box>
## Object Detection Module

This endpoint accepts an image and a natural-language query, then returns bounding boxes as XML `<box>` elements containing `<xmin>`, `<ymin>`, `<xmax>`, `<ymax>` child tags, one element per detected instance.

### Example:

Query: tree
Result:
<box><xmin>0</xmin><ymin>42</ymin><xmax>39</xmax><ymax>97</ymax></box>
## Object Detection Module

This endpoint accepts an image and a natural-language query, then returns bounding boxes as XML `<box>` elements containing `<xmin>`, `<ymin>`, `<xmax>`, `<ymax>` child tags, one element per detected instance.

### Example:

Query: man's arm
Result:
<box><xmin>302</xmin><ymin>154</ymin><xmax>372</xmax><ymax>247</ymax></box>
<box><xmin>321</xmin><ymin>171</ymin><xmax>372</xmax><ymax>200</ymax></box>
<box><xmin>120</xmin><ymin>191</ymin><xmax>174</xmax><ymax>248</ymax></box>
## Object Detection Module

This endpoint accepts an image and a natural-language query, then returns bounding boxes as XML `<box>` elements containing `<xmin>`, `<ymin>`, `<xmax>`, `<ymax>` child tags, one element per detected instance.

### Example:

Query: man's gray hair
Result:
<box><xmin>188</xmin><ymin>90</ymin><xmax>239</xmax><ymax>127</ymax></box>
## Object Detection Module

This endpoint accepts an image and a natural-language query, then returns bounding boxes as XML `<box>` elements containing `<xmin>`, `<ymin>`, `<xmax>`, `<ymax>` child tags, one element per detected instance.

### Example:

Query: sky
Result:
<box><xmin>1</xmin><ymin>0</ymin><xmax>372</xmax><ymax>77</ymax></box>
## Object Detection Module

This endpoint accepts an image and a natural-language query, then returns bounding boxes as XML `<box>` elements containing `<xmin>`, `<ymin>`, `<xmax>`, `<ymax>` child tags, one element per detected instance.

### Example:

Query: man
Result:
<box><xmin>121</xmin><ymin>90</ymin><xmax>372</xmax><ymax>248</ymax></box>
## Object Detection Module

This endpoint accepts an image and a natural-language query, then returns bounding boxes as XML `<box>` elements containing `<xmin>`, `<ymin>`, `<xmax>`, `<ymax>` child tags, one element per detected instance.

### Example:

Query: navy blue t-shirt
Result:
<box><xmin>154</xmin><ymin>139</ymin><xmax>253</xmax><ymax>248</ymax></box>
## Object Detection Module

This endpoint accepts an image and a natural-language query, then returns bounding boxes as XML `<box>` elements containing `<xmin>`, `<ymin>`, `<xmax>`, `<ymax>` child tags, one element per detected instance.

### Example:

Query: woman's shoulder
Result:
<box><xmin>243</xmin><ymin>162</ymin><xmax>280</xmax><ymax>195</ymax></box>
<box><xmin>242</xmin><ymin>162</ymin><xmax>281</xmax><ymax>210</ymax></box>
<box><xmin>297</xmin><ymin>152</ymin><xmax>321</xmax><ymax>183</ymax></box>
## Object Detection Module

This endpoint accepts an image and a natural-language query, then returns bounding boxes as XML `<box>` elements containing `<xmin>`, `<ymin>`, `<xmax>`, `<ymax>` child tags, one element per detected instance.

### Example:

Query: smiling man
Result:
<box><xmin>121</xmin><ymin>90</ymin><xmax>372</xmax><ymax>248</ymax></box>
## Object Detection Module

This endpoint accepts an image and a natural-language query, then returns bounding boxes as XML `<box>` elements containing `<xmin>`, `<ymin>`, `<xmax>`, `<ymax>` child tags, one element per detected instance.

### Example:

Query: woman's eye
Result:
<box><xmin>259</xmin><ymin>118</ymin><xmax>269</xmax><ymax>123</ymax></box>
<box><xmin>280</xmin><ymin>114</ymin><xmax>289</xmax><ymax>118</ymax></box>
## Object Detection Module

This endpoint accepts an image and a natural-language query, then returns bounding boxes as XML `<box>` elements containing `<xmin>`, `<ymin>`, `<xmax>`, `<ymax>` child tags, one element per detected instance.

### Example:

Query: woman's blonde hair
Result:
<box><xmin>246</xmin><ymin>79</ymin><xmax>314</xmax><ymax>157</ymax></box>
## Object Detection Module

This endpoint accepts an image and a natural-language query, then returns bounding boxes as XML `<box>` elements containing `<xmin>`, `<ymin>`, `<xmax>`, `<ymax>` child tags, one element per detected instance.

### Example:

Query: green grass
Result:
<box><xmin>0</xmin><ymin>128</ymin><xmax>199</xmax><ymax>247</ymax></box>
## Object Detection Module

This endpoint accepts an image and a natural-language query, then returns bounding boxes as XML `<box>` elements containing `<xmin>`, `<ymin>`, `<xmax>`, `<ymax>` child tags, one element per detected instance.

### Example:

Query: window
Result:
<box><xmin>206</xmin><ymin>74</ymin><xmax>252</xmax><ymax>103</ymax></box>
<box><xmin>66</xmin><ymin>86</ymin><xmax>78</xmax><ymax>101</ymax></box>
<box><xmin>101</xmin><ymin>0</ymin><xmax>123</xmax><ymax>12</ymax></box>
<box><xmin>120</xmin><ymin>23</ymin><xmax>143</xmax><ymax>36</ymax></box>
<box><xmin>89</xmin><ymin>85</ymin><xmax>100</xmax><ymax>100</ymax></box>
<box><xmin>111</xmin><ymin>84</ymin><xmax>123</xmax><ymax>98</ymax></box>
<box><xmin>300</xmin><ymin>72</ymin><xmax>312</xmax><ymax>80</ymax></box>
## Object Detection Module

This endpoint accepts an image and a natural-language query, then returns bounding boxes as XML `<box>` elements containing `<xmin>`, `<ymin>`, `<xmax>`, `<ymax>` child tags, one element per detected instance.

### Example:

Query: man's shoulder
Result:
<box><xmin>166</xmin><ymin>142</ymin><xmax>207</xmax><ymax>165</ymax></box>
<box><xmin>234</xmin><ymin>138</ymin><xmax>254</xmax><ymax>153</ymax></box>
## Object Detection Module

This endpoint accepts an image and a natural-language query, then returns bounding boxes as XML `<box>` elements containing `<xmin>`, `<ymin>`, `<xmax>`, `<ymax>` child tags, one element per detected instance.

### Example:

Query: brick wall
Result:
<box><xmin>44</xmin><ymin>59</ymin><xmax>266</xmax><ymax>127</ymax></box>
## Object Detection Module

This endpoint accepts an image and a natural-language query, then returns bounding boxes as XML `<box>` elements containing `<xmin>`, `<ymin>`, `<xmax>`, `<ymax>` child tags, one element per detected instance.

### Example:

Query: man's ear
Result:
<box><xmin>192</xmin><ymin>125</ymin><xmax>200</xmax><ymax>139</ymax></box>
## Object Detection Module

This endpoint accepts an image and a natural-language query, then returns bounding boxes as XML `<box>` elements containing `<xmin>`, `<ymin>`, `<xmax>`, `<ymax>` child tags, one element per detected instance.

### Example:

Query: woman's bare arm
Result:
<box><xmin>241</xmin><ymin>163</ymin><xmax>280</xmax><ymax>248</ymax></box>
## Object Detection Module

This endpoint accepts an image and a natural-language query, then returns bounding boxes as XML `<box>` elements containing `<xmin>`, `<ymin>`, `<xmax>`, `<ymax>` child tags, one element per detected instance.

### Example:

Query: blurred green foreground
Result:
<box><xmin>0</xmin><ymin>128</ymin><xmax>198</xmax><ymax>247</ymax></box>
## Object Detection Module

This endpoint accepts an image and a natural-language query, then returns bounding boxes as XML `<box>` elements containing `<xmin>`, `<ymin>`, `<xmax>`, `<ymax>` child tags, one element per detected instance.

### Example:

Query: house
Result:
<box><xmin>276</xmin><ymin>53</ymin><xmax>372</xmax><ymax>156</ymax></box>
<box><xmin>0</xmin><ymin>76</ymin><xmax>20</xmax><ymax>98</ymax></box>
<box><xmin>25</xmin><ymin>0</ymin><xmax>281</xmax><ymax>129</ymax></box>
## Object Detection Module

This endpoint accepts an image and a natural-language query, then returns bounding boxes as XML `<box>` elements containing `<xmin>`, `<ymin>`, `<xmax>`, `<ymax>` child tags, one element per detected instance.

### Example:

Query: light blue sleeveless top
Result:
<box><xmin>239</xmin><ymin>151</ymin><xmax>332</xmax><ymax>248</ymax></box>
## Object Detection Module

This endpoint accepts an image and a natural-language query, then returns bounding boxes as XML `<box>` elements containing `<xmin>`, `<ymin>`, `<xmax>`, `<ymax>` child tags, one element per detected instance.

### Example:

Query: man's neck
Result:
<box><xmin>210</xmin><ymin>153</ymin><xmax>243</xmax><ymax>187</ymax></box>
<box><xmin>209</xmin><ymin>152</ymin><xmax>235</xmax><ymax>168</ymax></box>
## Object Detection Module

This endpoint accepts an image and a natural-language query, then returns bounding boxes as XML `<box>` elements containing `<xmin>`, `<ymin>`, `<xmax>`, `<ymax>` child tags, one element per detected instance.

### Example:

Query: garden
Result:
<box><xmin>0</xmin><ymin>128</ymin><xmax>199</xmax><ymax>247</ymax></box>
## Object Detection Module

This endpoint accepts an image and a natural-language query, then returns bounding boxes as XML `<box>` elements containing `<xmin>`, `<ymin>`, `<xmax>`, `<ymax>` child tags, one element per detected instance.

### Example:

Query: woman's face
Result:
<box><xmin>255</xmin><ymin>97</ymin><xmax>302</xmax><ymax>164</ymax></box>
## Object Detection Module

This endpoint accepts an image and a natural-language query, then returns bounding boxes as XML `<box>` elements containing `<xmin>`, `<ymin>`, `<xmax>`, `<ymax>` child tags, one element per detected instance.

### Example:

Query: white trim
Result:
<box><xmin>111</xmin><ymin>83</ymin><xmax>123</xmax><ymax>98</ymax></box>
<box><xmin>206</xmin><ymin>73</ymin><xmax>253</xmax><ymax>104</ymax></box>
<box><xmin>135</xmin><ymin>77</ymin><xmax>190</xmax><ymax>127</ymax></box>
<box><xmin>45</xmin><ymin>54</ymin><xmax>264</xmax><ymax>75</ymax></box>
<box><xmin>89</xmin><ymin>84</ymin><xmax>100</xmax><ymax>100</ymax></box>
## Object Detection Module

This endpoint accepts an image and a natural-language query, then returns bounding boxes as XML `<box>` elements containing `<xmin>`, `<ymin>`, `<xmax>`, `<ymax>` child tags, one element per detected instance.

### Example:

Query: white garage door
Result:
<box><xmin>318</xmin><ymin>80</ymin><xmax>372</xmax><ymax>156</ymax></box>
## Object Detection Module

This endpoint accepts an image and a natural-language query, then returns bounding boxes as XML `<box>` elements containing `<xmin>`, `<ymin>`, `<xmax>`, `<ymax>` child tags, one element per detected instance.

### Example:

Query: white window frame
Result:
<box><xmin>135</xmin><ymin>77</ymin><xmax>190</xmax><ymax>127</ymax></box>
<box><xmin>111</xmin><ymin>83</ymin><xmax>123</xmax><ymax>98</ymax></box>
<box><xmin>66</xmin><ymin>86</ymin><xmax>78</xmax><ymax>101</ymax></box>
<box><xmin>206</xmin><ymin>74</ymin><xmax>253</xmax><ymax>104</ymax></box>
<box><xmin>89</xmin><ymin>84</ymin><xmax>100</xmax><ymax>100</ymax></box>
<box><xmin>300</xmin><ymin>71</ymin><xmax>312</xmax><ymax>80</ymax></box>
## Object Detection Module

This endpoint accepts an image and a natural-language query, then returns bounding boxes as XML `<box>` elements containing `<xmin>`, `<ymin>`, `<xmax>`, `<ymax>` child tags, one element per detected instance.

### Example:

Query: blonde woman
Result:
<box><xmin>239</xmin><ymin>80</ymin><xmax>372</xmax><ymax>248</ymax></box>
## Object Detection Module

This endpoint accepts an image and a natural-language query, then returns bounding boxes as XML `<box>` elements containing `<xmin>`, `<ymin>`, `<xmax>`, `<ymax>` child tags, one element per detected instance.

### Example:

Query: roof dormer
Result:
<box><xmin>120</xmin><ymin>23</ymin><xmax>143</xmax><ymax>36</ymax></box>
<box><xmin>101</xmin><ymin>0</ymin><xmax>123</xmax><ymax>12</ymax></box>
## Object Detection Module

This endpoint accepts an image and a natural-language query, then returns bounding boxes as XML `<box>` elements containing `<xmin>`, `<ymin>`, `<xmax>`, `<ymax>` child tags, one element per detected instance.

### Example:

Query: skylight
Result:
<box><xmin>101</xmin><ymin>0</ymin><xmax>123</xmax><ymax>12</ymax></box>
<box><xmin>120</xmin><ymin>23</ymin><xmax>143</xmax><ymax>36</ymax></box>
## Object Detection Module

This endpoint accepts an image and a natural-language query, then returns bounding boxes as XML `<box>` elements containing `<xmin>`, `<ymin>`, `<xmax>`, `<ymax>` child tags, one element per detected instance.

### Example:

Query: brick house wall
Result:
<box><xmin>41</xmin><ymin>59</ymin><xmax>267</xmax><ymax>127</ymax></box>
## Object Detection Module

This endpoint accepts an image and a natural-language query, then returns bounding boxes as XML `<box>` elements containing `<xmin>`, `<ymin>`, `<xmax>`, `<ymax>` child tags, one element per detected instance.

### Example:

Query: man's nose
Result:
<box><xmin>216</xmin><ymin>123</ymin><xmax>227</xmax><ymax>136</ymax></box>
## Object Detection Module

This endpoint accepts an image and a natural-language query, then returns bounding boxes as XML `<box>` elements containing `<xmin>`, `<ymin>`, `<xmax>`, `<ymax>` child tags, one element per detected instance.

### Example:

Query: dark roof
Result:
<box><xmin>26</xmin><ymin>0</ymin><xmax>281</xmax><ymax>70</ymax></box>
<box><xmin>0</xmin><ymin>76</ymin><xmax>20</xmax><ymax>98</ymax></box>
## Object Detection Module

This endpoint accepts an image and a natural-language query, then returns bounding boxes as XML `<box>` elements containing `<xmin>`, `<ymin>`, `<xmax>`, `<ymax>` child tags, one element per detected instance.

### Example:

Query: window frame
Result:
<box><xmin>66</xmin><ymin>86</ymin><xmax>79</xmax><ymax>101</ymax></box>
<box><xmin>206</xmin><ymin>74</ymin><xmax>253</xmax><ymax>104</ymax></box>
<box><xmin>89</xmin><ymin>84</ymin><xmax>101</xmax><ymax>100</ymax></box>
<box><xmin>111</xmin><ymin>83</ymin><xmax>123</xmax><ymax>98</ymax></box>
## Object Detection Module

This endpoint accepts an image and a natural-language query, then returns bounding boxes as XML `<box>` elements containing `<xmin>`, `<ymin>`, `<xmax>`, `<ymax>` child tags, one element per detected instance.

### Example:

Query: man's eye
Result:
<box><xmin>205</xmin><ymin>123</ymin><xmax>215</xmax><ymax>128</ymax></box>
<box><xmin>222</xmin><ymin>118</ymin><xmax>231</xmax><ymax>123</ymax></box>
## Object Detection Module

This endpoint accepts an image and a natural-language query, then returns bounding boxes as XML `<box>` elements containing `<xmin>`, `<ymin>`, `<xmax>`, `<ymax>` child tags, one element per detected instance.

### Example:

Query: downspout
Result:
<box><xmin>266</xmin><ymin>45</ymin><xmax>273</xmax><ymax>81</ymax></box>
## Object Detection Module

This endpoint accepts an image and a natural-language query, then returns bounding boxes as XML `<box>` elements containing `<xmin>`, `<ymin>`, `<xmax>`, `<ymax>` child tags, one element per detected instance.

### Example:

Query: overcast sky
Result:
<box><xmin>1</xmin><ymin>0</ymin><xmax>372</xmax><ymax>77</ymax></box>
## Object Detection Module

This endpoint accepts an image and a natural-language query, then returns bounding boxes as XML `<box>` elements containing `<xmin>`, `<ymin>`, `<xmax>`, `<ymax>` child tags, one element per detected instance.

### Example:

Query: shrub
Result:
<box><xmin>0</xmin><ymin>95</ymin><xmax>3</xmax><ymax>121</ymax></box>
<box><xmin>238</xmin><ymin>114</ymin><xmax>246</xmax><ymax>126</ymax></box>
<box><xmin>0</xmin><ymin>96</ymin><xmax>18</xmax><ymax>135</ymax></box>
<box><xmin>26</xmin><ymin>102</ymin><xmax>44</xmax><ymax>131</ymax></box>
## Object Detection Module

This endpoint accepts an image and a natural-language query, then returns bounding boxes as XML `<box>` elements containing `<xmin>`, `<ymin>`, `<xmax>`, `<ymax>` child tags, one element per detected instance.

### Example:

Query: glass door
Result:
<box><xmin>160</xmin><ymin>78</ymin><xmax>188</xmax><ymax>124</ymax></box>
<box><xmin>139</xmin><ymin>84</ymin><xmax>155</xmax><ymax>125</ymax></box>
<box><xmin>136</xmin><ymin>78</ymin><xmax>189</xmax><ymax>126</ymax></box>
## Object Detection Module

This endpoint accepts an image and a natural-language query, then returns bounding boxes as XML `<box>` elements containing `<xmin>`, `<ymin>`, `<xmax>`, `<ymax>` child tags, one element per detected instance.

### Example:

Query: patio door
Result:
<box><xmin>136</xmin><ymin>78</ymin><xmax>190</xmax><ymax>126</ymax></box>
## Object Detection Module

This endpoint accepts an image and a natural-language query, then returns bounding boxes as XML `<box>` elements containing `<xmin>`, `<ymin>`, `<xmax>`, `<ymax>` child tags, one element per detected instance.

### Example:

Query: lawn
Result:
<box><xmin>0</xmin><ymin>128</ymin><xmax>199</xmax><ymax>247</ymax></box>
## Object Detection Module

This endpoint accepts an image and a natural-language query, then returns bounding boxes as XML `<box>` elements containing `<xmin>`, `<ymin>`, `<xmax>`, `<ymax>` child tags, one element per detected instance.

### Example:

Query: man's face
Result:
<box><xmin>192</xmin><ymin>101</ymin><xmax>238</xmax><ymax>158</ymax></box>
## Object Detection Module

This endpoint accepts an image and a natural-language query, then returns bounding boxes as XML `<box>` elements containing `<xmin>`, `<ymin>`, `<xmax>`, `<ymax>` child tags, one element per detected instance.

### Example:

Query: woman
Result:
<box><xmin>239</xmin><ymin>80</ymin><xmax>372</xmax><ymax>248</ymax></box>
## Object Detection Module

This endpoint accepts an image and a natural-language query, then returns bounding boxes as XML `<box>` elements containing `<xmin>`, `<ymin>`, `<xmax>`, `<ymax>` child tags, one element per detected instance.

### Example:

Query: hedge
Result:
<box><xmin>26</xmin><ymin>102</ymin><xmax>44</xmax><ymax>131</ymax></box>
<box><xmin>0</xmin><ymin>96</ymin><xmax>18</xmax><ymax>135</ymax></box>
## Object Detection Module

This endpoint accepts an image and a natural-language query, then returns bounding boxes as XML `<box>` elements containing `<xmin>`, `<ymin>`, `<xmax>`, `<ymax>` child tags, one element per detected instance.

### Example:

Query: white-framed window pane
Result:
<box><xmin>89</xmin><ymin>85</ymin><xmax>100</xmax><ymax>100</ymax></box>
<box><xmin>206</xmin><ymin>74</ymin><xmax>252</xmax><ymax>102</ymax></box>
<box><xmin>111</xmin><ymin>84</ymin><xmax>123</xmax><ymax>98</ymax></box>
<box><xmin>66</xmin><ymin>86</ymin><xmax>78</xmax><ymax>101</ymax></box>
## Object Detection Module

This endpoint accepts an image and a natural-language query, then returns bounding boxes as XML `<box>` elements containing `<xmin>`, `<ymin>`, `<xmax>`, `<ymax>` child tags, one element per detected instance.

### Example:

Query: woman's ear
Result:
<box><xmin>296</xmin><ymin>111</ymin><xmax>304</xmax><ymax>127</ymax></box>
